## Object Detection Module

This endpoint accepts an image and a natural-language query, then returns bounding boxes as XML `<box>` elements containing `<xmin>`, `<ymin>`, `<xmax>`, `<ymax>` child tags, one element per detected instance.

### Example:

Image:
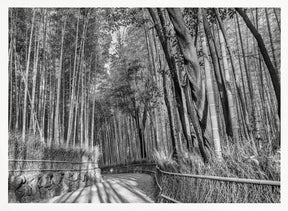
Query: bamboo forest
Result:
<box><xmin>8</xmin><ymin>8</ymin><xmax>281</xmax><ymax>203</ymax></box>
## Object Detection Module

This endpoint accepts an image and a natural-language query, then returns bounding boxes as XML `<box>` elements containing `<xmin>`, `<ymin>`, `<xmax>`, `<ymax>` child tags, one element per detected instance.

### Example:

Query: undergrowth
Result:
<box><xmin>8</xmin><ymin>132</ymin><xmax>101</xmax><ymax>171</ymax></box>
<box><xmin>153</xmin><ymin>141</ymin><xmax>280</xmax><ymax>203</ymax></box>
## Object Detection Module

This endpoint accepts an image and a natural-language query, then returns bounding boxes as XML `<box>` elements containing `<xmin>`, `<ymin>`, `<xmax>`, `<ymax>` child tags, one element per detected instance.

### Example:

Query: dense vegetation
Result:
<box><xmin>9</xmin><ymin>8</ymin><xmax>280</xmax><ymax>198</ymax></box>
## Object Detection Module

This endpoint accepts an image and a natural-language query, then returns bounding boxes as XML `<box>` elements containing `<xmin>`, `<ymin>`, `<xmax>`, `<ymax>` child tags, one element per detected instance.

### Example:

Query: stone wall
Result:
<box><xmin>9</xmin><ymin>164</ymin><xmax>102</xmax><ymax>203</ymax></box>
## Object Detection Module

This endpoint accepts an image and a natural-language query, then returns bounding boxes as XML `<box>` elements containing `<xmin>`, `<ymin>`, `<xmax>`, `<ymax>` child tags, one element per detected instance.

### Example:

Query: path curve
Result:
<box><xmin>41</xmin><ymin>173</ymin><xmax>156</xmax><ymax>203</ymax></box>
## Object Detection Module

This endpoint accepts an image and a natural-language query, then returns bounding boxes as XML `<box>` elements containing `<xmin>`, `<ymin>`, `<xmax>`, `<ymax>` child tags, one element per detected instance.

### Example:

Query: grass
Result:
<box><xmin>153</xmin><ymin>141</ymin><xmax>280</xmax><ymax>203</ymax></box>
<box><xmin>8</xmin><ymin>132</ymin><xmax>101</xmax><ymax>171</ymax></box>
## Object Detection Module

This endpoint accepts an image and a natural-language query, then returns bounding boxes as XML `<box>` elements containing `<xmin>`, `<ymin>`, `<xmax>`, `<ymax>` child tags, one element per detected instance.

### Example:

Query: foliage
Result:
<box><xmin>153</xmin><ymin>140</ymin><xmax>280</xmax><ymax>202</ymax></box>
<box><xmin>106</xmin><ymin>8</ymin><xmax>146</xmax><ymax>32</ymax></box>
<box><xmin>8</xmin><ymin>132</ymin><xmax>101</xmax><ymax>163</ymax></box>
<box><xmin>106</xmin><ymin>23</ymin><xmax>161</xmax><ymax>119</ymax></box>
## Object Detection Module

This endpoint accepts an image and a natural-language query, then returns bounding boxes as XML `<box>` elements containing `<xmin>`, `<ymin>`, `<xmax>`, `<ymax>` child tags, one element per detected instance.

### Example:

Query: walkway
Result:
<box><xmin>41</xmin><ymin>173</ymin><xmax>155</xmax><ymax>203</ymax></box>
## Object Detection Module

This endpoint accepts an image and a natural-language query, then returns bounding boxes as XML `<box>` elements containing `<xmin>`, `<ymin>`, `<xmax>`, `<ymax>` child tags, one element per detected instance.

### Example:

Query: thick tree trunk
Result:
<box><xmin>202</xmin><ymin>8</ymin><xmax>233</xmax><ymax>138</ymax></box>
<box><xmin>162</xmin><ymin>63</ymin><xmax>178</xmax><ymax>159</ymax></box>
<box><xmin>157</xmin><ymin>9</ymin><xmax>190</xmax><ymax>145</ymax></box>
<box><xmin>199</xmin><ymin>8</ymin><xmax>222</xmax><ymax>160</ymax></box>
<box><xmin>153</xmin><ymin>28</ymin><xmax>170</xmax><ymax>154</ymax></box>
<box><xmin>232</xmin><ymin>15</ymin><xmax>251</xmax><ymax>137</ymax></box>
<box><xmin>148</xmin><ymin>8</ymin><xmax>182</xmax><ymax>160</ymax></box>
<box><xmin>214</xmin><ymin>11</ymin><xmax>239</xmax><ymax>142</ymax></box>
<box><xmin>166</xmin><ymin>8</ymin><xmax>211</xmax><ymax>162</ymax></box>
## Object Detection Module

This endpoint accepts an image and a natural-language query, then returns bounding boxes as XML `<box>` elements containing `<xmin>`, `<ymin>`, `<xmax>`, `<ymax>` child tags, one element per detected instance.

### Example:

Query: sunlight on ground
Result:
<box><xmin>42</xmin><ymin>173</ymin><xmax>154</xmax><ymax>203</ymax></box>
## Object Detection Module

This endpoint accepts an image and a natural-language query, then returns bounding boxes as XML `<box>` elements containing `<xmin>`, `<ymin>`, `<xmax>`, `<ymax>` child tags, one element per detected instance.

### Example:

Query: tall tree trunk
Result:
<box><xmin>148</xmin><ymin>8</ymin><xmax>184</xmax><ymax>160</ymax></box>
<box><xmin>155</xmin><ymin>30</ymin><xmax>170</xmax><ymax>154</ymax></box>
<box><xmin>255</xmin><ymin>8</ymin><xmax>270</xmax><ymax>141</ymax></box>
<box><xmin>72</xmin><ymin>104</ymin><xmax>77</xmax><ymax>147</ymax></box>
<box><xmin>90</xmin><ymin>99</ymin><xmax>95</xmax><ymax>148</ymax></box>
<box><xmin>162</xmin><ymin>62</ymin><xmax>178</xmax><ymax>159</ymax></box>
<box><xmin>157</xmin><ymin>9</ymin><xmax>190</xmax><ymax>146</ymax></box>
<box><xmin>265</xmin><ymin>8</ymin><xmax>278</xmax><ymax>71</ymax></box>
<box><xmin>48</xmin><ymin>67</ymin><xmax>55</xmax><ymax>147</ymax></box>
<box><xmin>13</xmin><ymin>23</ymin><xmax>20</xmax><ymax>131</ymax></box>
<box><xmin>12</xmin><ymin>10</ymin><xmax>20</xmax><ymax>131</ymax></box>
<box><xmin>66</xmin><ymin>16</ymin><xmax>79</xmax><ymax>146</ymax></box>
<box><xmin>214</xmin><ymin>10</ymin><xmax>240</xmax><ymax>142</ymax></box>
<box><xmin>39</xmin><ymin>10</ymin><xmax>48</xmax><ymax>140</ymax></box>
<box><xmin>134</xmin><ymin>109</ymin><xmax>147</xmax><ymax>159</ymax></box>
<box><xmin>236</xmin><ymin>13</ymin><xmax>253</xmax><ymax>111</ymax></box>
<box><xmin>79</xmin><ymin>17</ymin><xmax>88</xmax><ymax>147</ymax></box>
<box><xmin>250</xmin><ymin>9</ymin><xmax>266</xmax><ymax>141</ymax></box>
<box><xmin>166</xmin><ymin>8</ymin><xmax>211</xmax><ymax>162</ymax></box>
<box><xmin>199</xmin><ymin>8</ymin><xmax>222</xmax><ymax>160</ymax></box>
<box><xmin>231</xmin><ymin>15</ymin><xmax>251</xmax><ymax>138</ymax></box>
<box><xmin>54</xmin><ymin>18</ymin><xmax>66</xmax><ymax>146</ymax></box>
<box><xmin>202</xmin><ymin>8</ymin><xmax>232</xmax><ymax>139</ymax></box>
<box><xmin>255</xmin><ymin>9</ymin><xmax>266</xmax><ymax>104</ymax></box>
<box><xmin>9</xmin><ymin>22</ymin><xmax>13</xmax><ymax>131</ymax></box>
<box><xmin>113</xmin><ymin>114</ymin><xmax>121</xmax><ymax>163</ymax></box>
<box><xmin>233</xmin><ymin>15</ymin><xmax>248</xmax><ymax>111</ymax></box>
<box><xmin>273</xmin><ymin>8</ymin><xmax>281</xmax><ymax>32</ymax></box>
<box><xmin>22</xmin><ymin>9</ymin><xmax>35</xmax><ymax>142</ymax></box>
<box><xmin>30</xmin><ymin>14</ymin><xmax>41</xmax><ymax>134</ymax></box>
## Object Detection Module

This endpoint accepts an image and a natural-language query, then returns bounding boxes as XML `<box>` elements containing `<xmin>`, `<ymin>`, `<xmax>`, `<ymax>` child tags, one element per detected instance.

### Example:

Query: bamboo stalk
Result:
<box><xmin>199</xmin><ymin>8</ymin><xmax>222</xmax><ymax>159</ymax></box>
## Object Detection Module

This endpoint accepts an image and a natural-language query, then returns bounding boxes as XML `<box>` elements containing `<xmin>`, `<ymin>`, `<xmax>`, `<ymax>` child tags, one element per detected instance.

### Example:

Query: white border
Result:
<box><xmin>1</xmin><ymin>1</ymin><xmax>287</xmax><ymax>211</ymax></box>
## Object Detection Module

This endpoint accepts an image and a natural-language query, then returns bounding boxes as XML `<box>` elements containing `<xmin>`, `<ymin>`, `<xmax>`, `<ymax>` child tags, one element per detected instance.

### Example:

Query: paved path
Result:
<box><xmin>42</xmin><ymin>173</ymin><xmax>155</xmax><ymax>203</ymax></box>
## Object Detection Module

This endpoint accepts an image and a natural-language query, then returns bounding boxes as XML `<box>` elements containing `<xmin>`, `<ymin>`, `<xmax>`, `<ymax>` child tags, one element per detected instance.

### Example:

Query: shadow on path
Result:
<box><xmin>41</xmin><ymin>173</ymin><xmax>155</xmax><ymax>203</ymax></box>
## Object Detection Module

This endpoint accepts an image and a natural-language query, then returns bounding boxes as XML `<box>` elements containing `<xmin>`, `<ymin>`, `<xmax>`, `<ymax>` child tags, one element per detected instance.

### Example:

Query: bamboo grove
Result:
<box><xmin>8</xmin><ymin>8</ymin><xmax>280</xmax><ymax>168</ymax></box>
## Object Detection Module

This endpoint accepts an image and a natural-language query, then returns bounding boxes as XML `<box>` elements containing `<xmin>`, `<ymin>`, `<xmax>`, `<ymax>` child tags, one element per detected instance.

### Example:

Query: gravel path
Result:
<box><xmin>42</xmin><ymin>173</ymin><xmax>156</xmax><ymax>203</ymax></box>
